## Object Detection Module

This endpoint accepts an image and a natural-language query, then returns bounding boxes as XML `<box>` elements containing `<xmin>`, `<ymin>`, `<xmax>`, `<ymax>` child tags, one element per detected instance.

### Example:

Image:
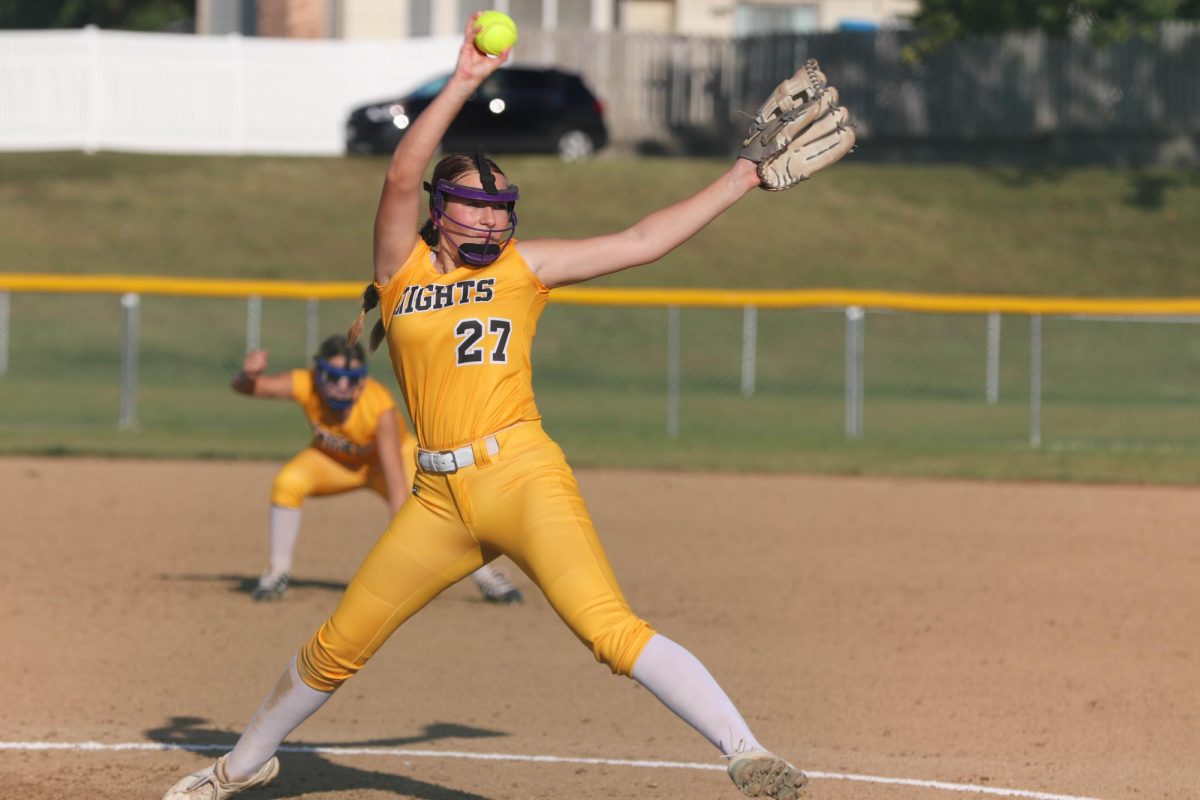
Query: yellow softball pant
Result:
<box><xmin>297</xmin><ymin>421</ymin><xmax>656</xmax><ymax>690</ymax></box>
<box><xmin>270</xmin><ymin>439</ymin><xmax>418</xmax><ymax>507</ymax></box>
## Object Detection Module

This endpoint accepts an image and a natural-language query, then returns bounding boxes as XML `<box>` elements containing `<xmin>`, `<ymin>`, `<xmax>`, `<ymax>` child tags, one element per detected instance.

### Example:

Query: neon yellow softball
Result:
<box><xmin>474</xmin><ymin>10</ymin><xmax>518</xmax><ymax>56</ymax></box>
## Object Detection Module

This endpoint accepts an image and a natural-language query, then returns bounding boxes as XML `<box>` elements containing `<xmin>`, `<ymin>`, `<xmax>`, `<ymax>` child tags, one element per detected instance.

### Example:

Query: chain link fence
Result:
<box><xmin>5</xmin><ymin>279</ymin><xmax>1200</xmax><ymax>477</ymax></box>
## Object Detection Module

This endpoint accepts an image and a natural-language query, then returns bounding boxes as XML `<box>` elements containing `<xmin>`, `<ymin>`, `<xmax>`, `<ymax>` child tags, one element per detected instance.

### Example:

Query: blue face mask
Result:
<box><xmin>314</xmin><ymin>359</ymin><xmax>367</xmax><ymax>411</ymax></box>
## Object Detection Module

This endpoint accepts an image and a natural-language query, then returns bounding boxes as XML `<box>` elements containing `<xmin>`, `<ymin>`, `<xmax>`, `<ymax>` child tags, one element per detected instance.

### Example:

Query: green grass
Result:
<box><xmin>3</xmin><ymin>152</ymin><xmax>1198</xmax><ymax>291</ymax></box>
<box><xmin>2</xmin><ymin>152</ymin><xmax>1200</xmax><ymax>482</ymax></box>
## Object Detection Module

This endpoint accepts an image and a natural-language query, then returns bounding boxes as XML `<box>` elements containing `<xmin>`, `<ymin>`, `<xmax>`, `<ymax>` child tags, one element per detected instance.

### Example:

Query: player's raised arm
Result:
<box><xmin>520</xmin><ymin>160</ymin><xmax>761</xmax><ymax>288</ymax></box>
<box><xmin>373</xmin><ymin>14</ymin><xmax>511</xmax><ymax>286</ymax></box>
<box><xmin>520</xmin><ymin>59</ymin><xmax>854</xmax><ymax>289</ymax></box>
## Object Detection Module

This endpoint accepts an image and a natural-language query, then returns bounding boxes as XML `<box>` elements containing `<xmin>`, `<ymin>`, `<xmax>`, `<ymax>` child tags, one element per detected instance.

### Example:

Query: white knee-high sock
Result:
<box><xmin>267</xmin><ymin>505</ymin><xmax>303</xmax><ymax>579</ymax></box>
<box><xmin>631</xmin><ymin>634</ymin><xmax>762</xmax><ymax>757</ymax></box>
<box><xmin>224</xmin><ymin>656</ymin><xmax>332</xmax><ymax>781</ymax></box>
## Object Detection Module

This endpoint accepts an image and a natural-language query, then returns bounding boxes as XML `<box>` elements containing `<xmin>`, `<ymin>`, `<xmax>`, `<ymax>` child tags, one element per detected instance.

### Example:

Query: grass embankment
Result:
<box><xmin>2</xmin><ymin>152</ymin><xmax>1198</xmax><ymax>482</ymax></box>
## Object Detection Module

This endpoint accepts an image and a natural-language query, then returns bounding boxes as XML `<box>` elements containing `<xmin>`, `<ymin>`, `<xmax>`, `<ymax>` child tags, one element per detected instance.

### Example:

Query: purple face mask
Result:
<box><xmin>430</xmin><ymin>178</ymin><xmax>520</xmax><ymax>266</ymax></box>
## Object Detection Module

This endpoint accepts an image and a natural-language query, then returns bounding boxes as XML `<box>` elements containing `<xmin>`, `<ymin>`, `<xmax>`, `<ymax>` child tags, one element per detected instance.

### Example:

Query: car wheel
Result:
<box><xmin>556</xmin><ymin>129</ymin><xmax>596</xmax><ymax>161</ymax></box>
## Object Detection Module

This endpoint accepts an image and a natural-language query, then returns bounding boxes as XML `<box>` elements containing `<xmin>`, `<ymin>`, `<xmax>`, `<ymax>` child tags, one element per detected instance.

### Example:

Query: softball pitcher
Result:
<box><xmin>164</xmin><ymin>13</ymin><xmax>853</xmax><ymax>800</ymax></box>
<box><xmin>233</xmin><ymin>334</ymin><xmax>523</xmax><ymax>605</ymax></box>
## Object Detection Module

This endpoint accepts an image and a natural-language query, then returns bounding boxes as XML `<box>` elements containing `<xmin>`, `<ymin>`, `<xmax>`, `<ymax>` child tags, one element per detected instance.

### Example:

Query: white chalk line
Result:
<box><xmin>0</xmin><ymin>740</ymin><xmax>1103</xmax><ymax>800</ymax></box>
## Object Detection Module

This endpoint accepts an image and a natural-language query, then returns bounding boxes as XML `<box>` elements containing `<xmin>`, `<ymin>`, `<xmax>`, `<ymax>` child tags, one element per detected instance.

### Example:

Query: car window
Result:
<box><xmin>408</xmin><ymin>74</ymin><xmax>449</xmax><ymax>100</ymax></box>
<box><xmin>477</xmin><ymin>72</ymin><xmax>504</xmax><ymax>98</ymax></box>
<box><xmin>505</xmin><ymin>71</ymin><xmax>565</xmax><ymax>91</ymax></box>
<box><xmin>478</xmin><ymin>71</ymin><xmax>529</xmax><ymax>98</ymax></box>
<box><xmin>565</xmin><ymin>76</ymin><xmax>598</xmax><ymax>102</ymax></box>
<box><xmin>478</xmin><ymin>70</ymin><xmax>569</xmax><ymax>101</ymax></box>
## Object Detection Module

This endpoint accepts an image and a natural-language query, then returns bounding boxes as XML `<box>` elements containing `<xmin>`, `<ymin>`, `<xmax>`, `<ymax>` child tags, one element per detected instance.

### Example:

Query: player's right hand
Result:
<box><xmin>242</xmin><ymin>349</ymin><xmax>269</xmax><ymax>378</ymax></box>
<box><xmin>451</xmin><ymin>12</ymin><xmax>510</xmax><ymax>89</ymax></box>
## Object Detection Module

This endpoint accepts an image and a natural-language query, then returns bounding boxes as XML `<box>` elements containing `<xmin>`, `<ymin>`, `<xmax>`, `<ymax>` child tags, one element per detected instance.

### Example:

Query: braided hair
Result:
<box><xmin>346</xmin><ymin>283</ymin><xmax>385</xmax><ymax>353</ymax></box>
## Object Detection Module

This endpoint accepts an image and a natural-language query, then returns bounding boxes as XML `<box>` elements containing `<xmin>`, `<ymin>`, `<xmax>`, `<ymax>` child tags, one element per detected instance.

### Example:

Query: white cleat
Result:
<box><xmin>727</xmin><ymin>750</ymin><xmax>808</xmax><ymax>800</ymax></box>
<box><xmin>252</xmin><ymin>572</ymin><xmax>290</xmax><ymax>602</ymax></box>
<box><xmin>162</xmin><ymin>755</ymin><xmax>279</xmax><ymax>800</ymax></box>
<box><xmin>472</xmin><ymin>565</ymin><xmax>523</xmax><ymax>604</ymax></box>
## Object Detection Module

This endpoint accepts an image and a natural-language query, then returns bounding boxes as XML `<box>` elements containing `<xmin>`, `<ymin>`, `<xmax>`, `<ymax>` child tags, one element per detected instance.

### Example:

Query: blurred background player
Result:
<box><xmin>232</xmin><ymin>334</ymin><xmax>522</xmax><ymax>604</ymax></box>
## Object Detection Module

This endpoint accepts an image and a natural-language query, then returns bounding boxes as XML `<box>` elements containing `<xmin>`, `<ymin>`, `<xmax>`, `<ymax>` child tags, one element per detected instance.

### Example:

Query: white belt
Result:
<box><xmin>417</xmin><ymin>435</ymin><xmax>500</xmax><ymax>474</ymax></box>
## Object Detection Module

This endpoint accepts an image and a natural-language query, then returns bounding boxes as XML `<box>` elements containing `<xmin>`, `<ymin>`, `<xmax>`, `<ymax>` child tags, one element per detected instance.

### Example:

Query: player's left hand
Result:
<box><xmin>738</xmin><ymin>59</ymin><xmax>855</xmax><ymax>191</ymax></box>
<box><xmin>242</xmin><ymin>348</ymin><xmax>269</xmax><ymax>379</ymax></box>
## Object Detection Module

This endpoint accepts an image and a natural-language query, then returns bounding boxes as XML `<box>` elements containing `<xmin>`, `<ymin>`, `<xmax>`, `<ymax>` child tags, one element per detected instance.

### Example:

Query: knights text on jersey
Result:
<box><xmin>290</xmin><ymin>369</ymin><xmax>396</xmax><ymax>465</ymax></box>
<box><xmin>376</xmin><ymin>239</ymin><xmax>548</xmax><ymax>451</ymax></box>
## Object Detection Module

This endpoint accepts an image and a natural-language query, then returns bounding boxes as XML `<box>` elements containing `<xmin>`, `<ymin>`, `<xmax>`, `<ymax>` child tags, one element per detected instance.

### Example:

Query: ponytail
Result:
<box><xmin>346</xmin><ymin>283</ymin><xmax>385</xmax><ymax>353</ymax></box>
<box><xmin>368</xmin><ymin>319</ymin><xmax>386</xmax><ymax>353</ymax></box>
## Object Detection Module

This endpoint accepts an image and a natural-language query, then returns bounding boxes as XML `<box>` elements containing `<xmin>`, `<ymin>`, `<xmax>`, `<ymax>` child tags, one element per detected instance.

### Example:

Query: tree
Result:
<box><xmin>911</xmin><ymin>0</ymin><xmax>1200</xmax><ymax>51</ymax></box>
<box><xmin>0</xmin><ymin>0</ymin><xmax>195</xmax><ymax>31</ymax></box>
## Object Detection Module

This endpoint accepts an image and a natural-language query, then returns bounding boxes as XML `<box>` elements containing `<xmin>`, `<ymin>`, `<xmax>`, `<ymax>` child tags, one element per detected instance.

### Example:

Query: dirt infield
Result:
<box><xmin>1</xmin><ymin>457</ymin><xmax>1197</xmax><ymax>800</ymax></box>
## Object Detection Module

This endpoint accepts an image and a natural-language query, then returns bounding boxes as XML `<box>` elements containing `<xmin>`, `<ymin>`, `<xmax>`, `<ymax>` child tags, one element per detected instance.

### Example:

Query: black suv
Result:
<box><xmin>345</xmin><ymin>66</ymin><xmax>609</xmax><ymax>160</ymax></box>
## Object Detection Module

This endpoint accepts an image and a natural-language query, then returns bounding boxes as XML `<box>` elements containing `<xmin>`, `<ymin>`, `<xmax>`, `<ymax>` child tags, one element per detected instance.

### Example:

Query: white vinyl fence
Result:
<box><xmin>3</xmin><ymin>25</ymin><xmax>1199</xmax><ymax>160</ymax></box>
<box><xmin>0</xmin><ymin>27</ymin><xmax>460</xmax><ymax>155</ymax></box>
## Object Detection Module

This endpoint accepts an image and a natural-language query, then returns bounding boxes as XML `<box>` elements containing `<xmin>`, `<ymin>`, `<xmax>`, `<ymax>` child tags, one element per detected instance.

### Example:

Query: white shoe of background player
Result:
<box><xmin>472</xmin><ymin>564</ymin><xmax>523</xmax><ymax>604</ymax></box>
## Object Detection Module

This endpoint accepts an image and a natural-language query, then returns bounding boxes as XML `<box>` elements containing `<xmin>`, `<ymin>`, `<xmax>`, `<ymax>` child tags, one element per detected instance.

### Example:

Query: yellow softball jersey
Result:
<box><xmin>290</xmin><ymin>369</ymin><xmax>397</xmax><ymax>466</ymax></box>
<box><xmin>377</xmin><ymin>239</ymin><xmax>548</xmax><ymax>451</ymax></box>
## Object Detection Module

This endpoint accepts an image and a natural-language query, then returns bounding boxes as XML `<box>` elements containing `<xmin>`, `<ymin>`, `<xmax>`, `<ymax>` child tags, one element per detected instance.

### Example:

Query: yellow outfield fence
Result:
<box><xmin>4</xmin><ymin>273</ymin><xmax>1200</xmax><ymax>315</ymax></box>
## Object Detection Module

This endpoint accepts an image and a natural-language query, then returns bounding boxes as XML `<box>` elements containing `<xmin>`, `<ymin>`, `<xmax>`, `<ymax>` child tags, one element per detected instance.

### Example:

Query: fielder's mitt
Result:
<box><xmin>739</xmin><ymin>59</ymin><xmax>855</xmax><ymax>191</ymax></box>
